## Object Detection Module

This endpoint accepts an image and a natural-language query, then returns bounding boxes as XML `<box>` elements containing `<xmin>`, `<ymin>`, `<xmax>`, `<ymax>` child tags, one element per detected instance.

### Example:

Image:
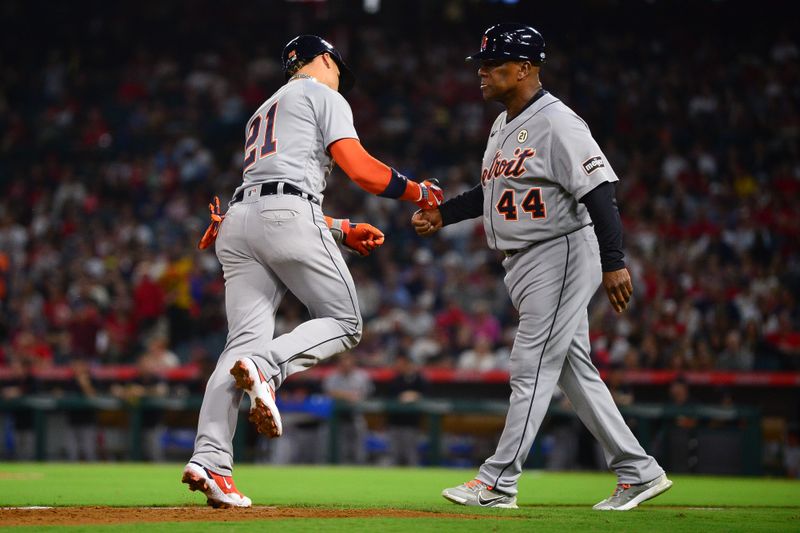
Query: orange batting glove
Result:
<box><xmin>325</xmin><ymin>216</ymin><xmax>385</xmax><ymax>256</ymax></box>
<box><xmin>198</xmin><ymin>196</ymin><xmax>224</xmax><ymax>250</ymax></box>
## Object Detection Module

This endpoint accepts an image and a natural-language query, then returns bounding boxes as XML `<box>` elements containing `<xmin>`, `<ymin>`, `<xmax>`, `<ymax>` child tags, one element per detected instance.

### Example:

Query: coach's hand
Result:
<box><xmin>412</xmin><ymin>209</ymin><xmax>443</xmax><ymax>236</ymax></box>
<box><xmin>603</xmin><ymin>268</ymin><xmax>633</xmax><ymax>313</ymax></box>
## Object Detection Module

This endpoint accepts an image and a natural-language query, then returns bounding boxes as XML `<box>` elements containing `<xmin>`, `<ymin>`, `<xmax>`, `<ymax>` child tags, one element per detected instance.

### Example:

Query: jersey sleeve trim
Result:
<box><xmin>325</xmin><ymin>136</ymin><xmax>359</xmax><ymax>154</ymax></box>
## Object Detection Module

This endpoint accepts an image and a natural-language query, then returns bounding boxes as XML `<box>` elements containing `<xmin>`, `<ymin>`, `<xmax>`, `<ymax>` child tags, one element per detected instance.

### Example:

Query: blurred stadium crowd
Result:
<box><xmin>1</xmin><ymin>1</ymin><xmax>799</xmax><ymax>380</ymax></box>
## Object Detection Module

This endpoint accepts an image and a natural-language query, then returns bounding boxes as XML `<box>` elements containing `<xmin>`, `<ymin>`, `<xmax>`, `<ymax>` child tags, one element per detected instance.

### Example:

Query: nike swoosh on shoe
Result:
<box><xmin>478</xmin><ymin>492</ymin><xmax>505</xmax><ymax>506</ymax></box>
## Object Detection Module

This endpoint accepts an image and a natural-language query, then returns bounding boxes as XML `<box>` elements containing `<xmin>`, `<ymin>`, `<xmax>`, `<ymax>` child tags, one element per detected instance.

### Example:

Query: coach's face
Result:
<box><xmin>478</xmin><ymin>59</ymin><xmax>527</xmax><ymax>102</ymax></box>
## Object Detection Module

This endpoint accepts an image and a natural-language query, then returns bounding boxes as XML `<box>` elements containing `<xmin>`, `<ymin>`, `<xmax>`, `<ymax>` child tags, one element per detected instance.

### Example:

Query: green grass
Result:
<box><xmin>1</xmin><ymin>463</ymin><xmax>799</xmax><ymax>532</ymax></box>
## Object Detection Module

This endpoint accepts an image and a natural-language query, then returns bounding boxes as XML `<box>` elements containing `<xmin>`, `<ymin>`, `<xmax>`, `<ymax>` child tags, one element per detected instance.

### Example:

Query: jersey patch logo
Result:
<box><xmin>582</xmin><ymin>156</ymin><xmax>605</xmax><ymax>175</ymax></box>
<box><xmin>517</xmin><ymin>129</ymin><xmax>528</xmax><ymax>143</ymax></box>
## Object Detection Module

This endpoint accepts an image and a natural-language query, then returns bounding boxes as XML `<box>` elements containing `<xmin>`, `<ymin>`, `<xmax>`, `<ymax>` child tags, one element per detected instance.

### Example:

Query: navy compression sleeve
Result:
<box><xmin>439</xmin><ymin>184</ymin><xmax>484</xmax><ymax>226</ymax></box>
<box><xmin>580</xmin><ymin>181</ymin><xmax>625</xmax><ymax>272</ymax></box>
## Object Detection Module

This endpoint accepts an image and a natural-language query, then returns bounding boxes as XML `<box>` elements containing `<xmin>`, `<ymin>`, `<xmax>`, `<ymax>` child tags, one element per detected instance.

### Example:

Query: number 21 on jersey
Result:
<box><xmin>244</xmin><ymin>102</ymin><xmax>279</xmax><ymax>170</ymax></box>
<box><xmin>496</xmin><ymin>188</ymin><xmax>547</xmax><ymax>221</ymax></box>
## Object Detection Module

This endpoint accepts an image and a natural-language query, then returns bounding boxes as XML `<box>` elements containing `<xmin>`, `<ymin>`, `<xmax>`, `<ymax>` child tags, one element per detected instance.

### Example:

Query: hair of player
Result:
<box><xmin>286</xmin><ymin>58</ymin><xmax>312</xmax><ymax>78</ymax></box>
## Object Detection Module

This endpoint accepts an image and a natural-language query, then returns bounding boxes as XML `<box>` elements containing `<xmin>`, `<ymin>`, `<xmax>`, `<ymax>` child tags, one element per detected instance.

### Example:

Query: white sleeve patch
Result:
<box><xmin>582</xmin><ymin>156</ymin><xmax>605</xmax><ymax>175</ymax></box>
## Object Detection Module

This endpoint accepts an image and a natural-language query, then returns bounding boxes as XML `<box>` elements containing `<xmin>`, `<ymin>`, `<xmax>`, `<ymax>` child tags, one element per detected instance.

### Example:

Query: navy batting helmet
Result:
<box><xmin>281</xmin><ymin>35</ymin><xmax>355</xmax><ymax>94</ymax></box>
<box><xmin>466</xmin><ymin>24</ymin><xmax>546</xmax><ymax>65</ymax></box>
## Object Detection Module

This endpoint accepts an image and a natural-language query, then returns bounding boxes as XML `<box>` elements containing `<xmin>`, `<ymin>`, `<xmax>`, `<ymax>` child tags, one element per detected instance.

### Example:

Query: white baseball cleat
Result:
<box><xmin>230</xmin><ymin>357</ymin><xmax>283</xmax><ymax>438</ymax></box>
<box><xmin>442</xmin><ymin>479</ymin><xmax>518</xmax><ymax>509</ymax></box>
<box><xmin>593</xmin><ymin>474</ymin><xmax>673</xmax><ymax>511</ymax></box>
<box><xmin>181</xmin><ymin>462</ymin><xmax>252</xmax><ymax>508</ymax></box>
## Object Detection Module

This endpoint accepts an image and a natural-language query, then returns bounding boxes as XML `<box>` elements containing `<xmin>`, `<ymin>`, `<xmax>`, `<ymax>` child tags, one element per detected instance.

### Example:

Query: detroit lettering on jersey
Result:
<box><xmin>480</xmin><ymin>91</ymin><xmax>619</xmax><ymax>251</ymax></box>
<box><xmin>480</xmin><ymin>148</ymin><xmax>536</xmax><ymax>185</ymax></box>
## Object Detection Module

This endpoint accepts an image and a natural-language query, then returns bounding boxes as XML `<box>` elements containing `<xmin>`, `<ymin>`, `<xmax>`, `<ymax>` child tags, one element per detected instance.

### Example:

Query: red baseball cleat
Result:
<box><xmin>230</xmin><ymin>357</ymin><xmax>283</xmax><ymax>437</ymax></box>
<box><xmin>181</xmin><ymin>462</ymin><xmax>251</xmax><ymax>508</ymax></box>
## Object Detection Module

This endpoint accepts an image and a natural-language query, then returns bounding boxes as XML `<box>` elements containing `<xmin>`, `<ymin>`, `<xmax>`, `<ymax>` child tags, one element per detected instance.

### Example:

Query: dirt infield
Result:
<box><xmin>0</xmin><ymin>506</ymin><xmax>492</xmax><ymax>526</ymax></box>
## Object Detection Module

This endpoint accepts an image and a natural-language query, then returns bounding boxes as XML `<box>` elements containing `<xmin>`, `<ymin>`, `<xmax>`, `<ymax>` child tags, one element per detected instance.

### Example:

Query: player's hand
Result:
<box><xmin>343</xmin><ymin>222</ymin><xmax>385</xmax><ymax>256</ymax></box>
<box><xmin>198</xmin><ymin>196</ymin><xmax>224</xmax><ymax>250</ymax></box>
<box><xmin>412</xmin><ymin>209</ymin><xmax>443</xmax><ymax>236</ymax></box>
<box><xmin>603</xmin><ymin>268</ymin><xmax>633</xmax><ymax>313</ymax></box>
<box><xmin>415</xmin><ymin>179</ymin><xmax>444</xmax><ymax>210</ymax></box>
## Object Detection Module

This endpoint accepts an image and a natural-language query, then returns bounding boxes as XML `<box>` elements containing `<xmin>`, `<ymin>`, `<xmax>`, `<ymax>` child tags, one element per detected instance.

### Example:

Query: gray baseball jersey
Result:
<box><xmin>232</xmin><ymin>77</ymin><xmax>358</xmax><ymax>202</ymax></box>
<box><xmin>471</xmin><ymin>92</ymin><xmax>663</xmax><ymax>495</ymax></box>
<box><xmin>481</xmin><ymin>92</ymin><xmax>619</xmax><ymax>251</ymax></box>
<box><xmin>191</xmin><ymin>76</ymin><xmax>364</xmax><ymax>475</ymax></box>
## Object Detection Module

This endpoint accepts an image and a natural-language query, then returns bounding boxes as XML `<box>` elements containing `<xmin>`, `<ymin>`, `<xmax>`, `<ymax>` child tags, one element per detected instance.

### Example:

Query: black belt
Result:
<box><xmin>233</xmin><ymin>182</ymin><xmax>320</xmax><ymax>205</ymax></box>
<box><xmin>503</xmin><ymin>247</ymin><xmax>528</xmax><ymax>258</ymax></box>
<box><xmin>502</xmin><ymin>225</ymin><xmax>592</xmax><ymax>258</ymax></box>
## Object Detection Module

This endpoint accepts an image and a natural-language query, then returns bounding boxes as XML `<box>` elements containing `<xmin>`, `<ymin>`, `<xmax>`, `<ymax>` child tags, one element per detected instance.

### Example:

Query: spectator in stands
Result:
<box><xmin>322</xmin><ymin>353</ymin><xmax>373</xmax><ymax>464</ymax></box>
<box><xmin>607</xmin><ymin>363</ymin><xmax>635</xmax><ymax>407</ymax></box>
<box><xmin>1</xmin><ymin>359</ymin><xmax>36</xmax><ymax>460</ymax></box>
<box><xmin>63</xmin><ymin>358</ymin><xmax>98</xmax><ymax>461</ymax></box>
<box><xmin>653</xmin><ymin>377</ymin><xmax>699</xmax><ymax>473</ymax></box>
<box><xmin>9</xmin><ymin>330</ymin><xmax>53</xmax><ymax>368</ymax></box>
<box><xmin>668</xmin><ymin>379</ymin><xmax>696</xmax><ymax>428</ymax></box>
<box><xmin>385</xmin><ymin>354</ymin><xmax>428</xmax><ymax>466</ymax></box>
<box><xmin>467</xmin><ymin>300</ymin><xmax>502</xmax><ymax>346</ymax></box>
<box><xmin>785</xmin><ymin>426</ymin><xmax>800</xmax><ymax>479</ymax></box>
<box><xmin>266</xmin><ymin>387</ymin><xmax>328</xmax><ymax>465</ymax></box>
<box><xmin>138</xmin><ymin>338</ymin><xmax>176</xmax><ymax>461</ymax></box>
<box><xmin>110</xmin><ymin>337</ymin><xmax>174</xmax><ymax>461</ymax></box>
<box><xmin>457</xmin><ymin>334</ymin><xmax>500</xmax><ymax>372</ymax></box>
<box><xmin>137</xmin><ymin>335</ymin><xmax>180</xmax><ymax>370</ymax></box>
<box><xmin>543</xmin><ymin>390</ymin><xmax>582</xmax><ymax>471</ymax></box>
<box><xmin>435</xmin><ymin>296</ymin><xmax>468</xmax><ymax>341</ymax></box>
<box><xmin>132</xmin><ymin>266</ymin><xmax>166</xmax><ymax>341</ymax></box>
<box><xmin>690</xmin><ymin>339</ymin><xmax>716</xmax><ymax>371</ymax></box>
<box><xmin>99</xmin><ymin>300</ymin><xmax>137</xmax><ymax>364</ymax></box>
<box><xmin>764</xmin><ymin>310</ymin><xmax>800</xmax><ymax>370</ymax></box>
<box><xmin>67</xmin><ymin>301</ymin><xmax>102</xmax><ymax>363</ymax></box>
<box><xmin>717</xmin><ymin>330</ymin><xmax>755</xmax><ymax>371</ymax></box>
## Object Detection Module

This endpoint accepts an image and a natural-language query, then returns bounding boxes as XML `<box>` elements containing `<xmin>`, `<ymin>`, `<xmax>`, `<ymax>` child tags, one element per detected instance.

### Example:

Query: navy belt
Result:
<box><xmin>233</xmin><ymin>182</ymin><xmax>320</xmax><ymax>205</ymax></box>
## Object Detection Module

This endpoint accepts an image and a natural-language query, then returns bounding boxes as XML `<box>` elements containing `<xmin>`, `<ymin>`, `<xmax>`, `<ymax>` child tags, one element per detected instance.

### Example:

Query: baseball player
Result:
<box><xmin>413</xmin><ymin>24</ymin><xmax>672</xmax><ymax>510</ymax></box>
<box><xmin>182</xmin><ymin>35</ymin><xmax>443</xmax><ymax>508</ymax></box>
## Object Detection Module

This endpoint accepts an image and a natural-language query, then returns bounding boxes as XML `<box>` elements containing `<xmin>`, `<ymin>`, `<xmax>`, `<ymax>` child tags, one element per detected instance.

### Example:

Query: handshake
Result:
<box><xmin>198</xmin><ymin>179</ymin><xmax>446</xmax><ymax>255</ymax></box>
<box><xmin>413</xmin><ymin>179</ymin><xmax>444</xmax><ymax>211</ymax></box>
<box><xmin>410</xmin><ymin>178</ymin><xmax>445</xmax><ymax>237</ymax></box>
<box><xmin>328</xmin><ymin>178</ymin><xmax>446</xmax><ymax>256</ymax></box>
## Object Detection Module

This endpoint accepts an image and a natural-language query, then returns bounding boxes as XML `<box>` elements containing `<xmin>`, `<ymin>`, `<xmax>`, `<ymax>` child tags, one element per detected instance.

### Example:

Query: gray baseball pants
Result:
<box><xmin>191</xmin><ymin>192</ymin><xmax>362</xmax><ymax>473</ymax></box>
<box><xmin>478</xmin><ymin>225</ymin><xmax>663</xmax><ymax>495</ymax></box>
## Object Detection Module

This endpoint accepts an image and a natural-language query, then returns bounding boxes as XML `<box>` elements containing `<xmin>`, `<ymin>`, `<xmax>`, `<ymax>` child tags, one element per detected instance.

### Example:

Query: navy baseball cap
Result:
<box><xmin>467</xmin><ymin>23</ymin><xmax>546</xmax><ymax>65</ymax></box>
